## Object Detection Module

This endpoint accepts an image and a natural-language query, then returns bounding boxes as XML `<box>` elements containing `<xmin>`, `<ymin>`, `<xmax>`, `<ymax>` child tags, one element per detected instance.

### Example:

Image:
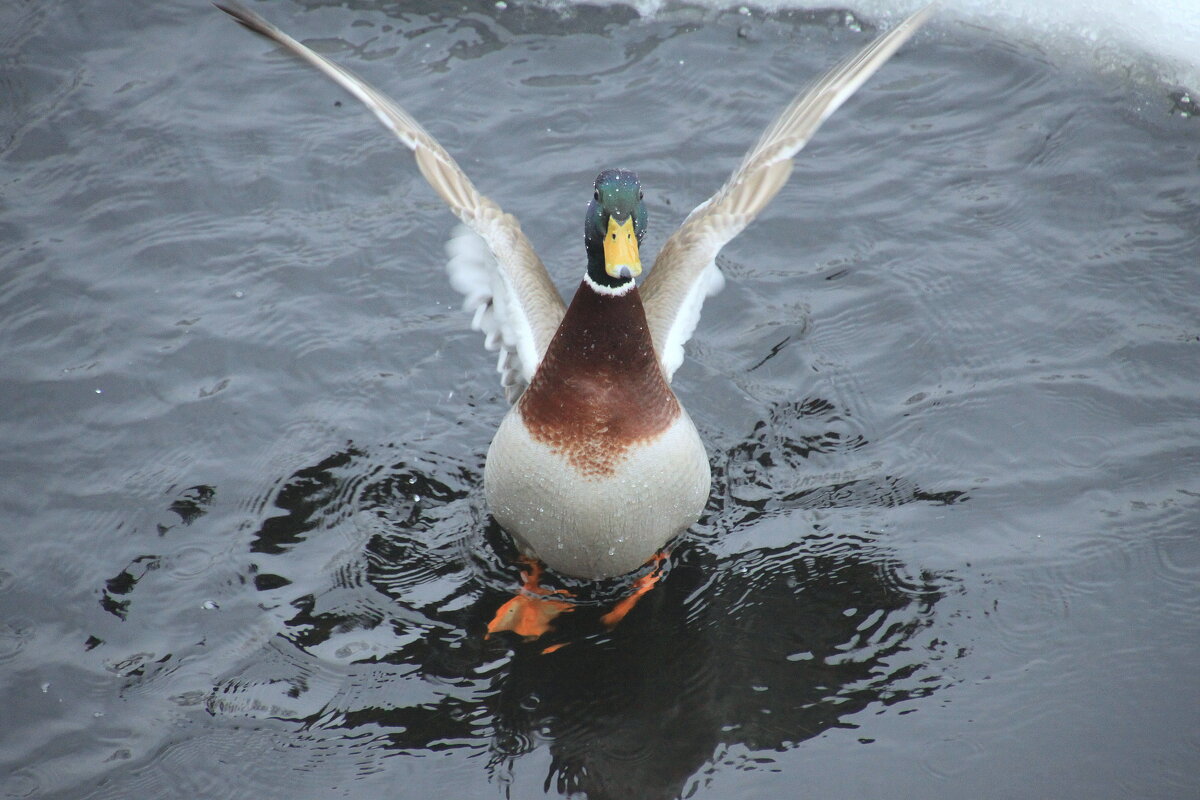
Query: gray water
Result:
<box><xmin>2</xmin><ymin>1</ymin><xmax>1198</xmax><ymax>798</ymax></box>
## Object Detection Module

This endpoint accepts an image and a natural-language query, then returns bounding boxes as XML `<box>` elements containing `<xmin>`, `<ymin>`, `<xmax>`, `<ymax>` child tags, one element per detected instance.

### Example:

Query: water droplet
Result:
<box><xmin>40</xmin><ymin>682</ymin><xmax>50</xmax><ymax>693</ymax></box>
<box><xmin>233</xmin><ymin>290</ymin><xmax>244</xmax><ymax>299</ymax></box>
<box><xmin>201</xmin><ymin>600</ymin><xmax>219</xmax><ymax>610</ymax></box>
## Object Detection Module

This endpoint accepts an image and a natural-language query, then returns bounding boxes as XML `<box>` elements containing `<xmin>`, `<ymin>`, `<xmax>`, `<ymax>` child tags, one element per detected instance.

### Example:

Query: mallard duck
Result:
<box><xmin>216</xmin><ymin>2</ymin><xmax>933</xmax><ymax>634</ymax></box>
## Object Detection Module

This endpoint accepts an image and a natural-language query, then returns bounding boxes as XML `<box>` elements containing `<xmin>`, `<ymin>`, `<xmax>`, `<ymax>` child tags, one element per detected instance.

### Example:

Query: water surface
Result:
<box><xmin>1</xmin><ymin>1</ymin><xmax>1198</xmax><ymax>798</ymax></box>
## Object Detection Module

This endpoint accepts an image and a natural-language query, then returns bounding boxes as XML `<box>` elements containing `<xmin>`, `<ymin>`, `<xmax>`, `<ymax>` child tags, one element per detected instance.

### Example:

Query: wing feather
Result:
<box><xmin>215</xmin><ymin>2</ymin><xmax>565</xmax><ymax>397</ymax></box>
<box><xmin>641</xmin><ymin>4</ymin><xmax>934</xmax><ymax>380</ymax></box>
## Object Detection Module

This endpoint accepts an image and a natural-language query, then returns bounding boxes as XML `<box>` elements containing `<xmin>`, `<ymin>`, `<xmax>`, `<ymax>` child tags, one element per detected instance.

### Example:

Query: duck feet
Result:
<box><xmin>486</xmin><ymin>558</ymin><xmax>573</xmax><ymax>639</ymax></box>
<box><xmin>600</xmin><ymin>552</ymin><xmax>667</xmax><ymax>629</ymax></box>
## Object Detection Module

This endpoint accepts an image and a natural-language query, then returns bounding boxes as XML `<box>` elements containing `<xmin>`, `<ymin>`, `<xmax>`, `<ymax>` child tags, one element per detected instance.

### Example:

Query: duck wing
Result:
<box><xmin>640</xmin><ymin>4</ymin><xmax>934</xmax><ymax>381</ymax></box>
<box><xmin>216</xmin><ymin>2</ymin><xmax>566</xmax><ymax>401</ymax></box>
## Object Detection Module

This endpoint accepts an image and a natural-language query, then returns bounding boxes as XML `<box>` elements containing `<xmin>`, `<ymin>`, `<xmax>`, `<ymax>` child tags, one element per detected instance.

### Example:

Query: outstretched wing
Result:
<box><xmin>640</xmin><ymin>4</ymin><xmax>934</xmax><ymax>381</ymax></box>
<box><xmin>216</xmin><ymin>2</ymin><xmax>566</xmax><ymax>399</ymax></box>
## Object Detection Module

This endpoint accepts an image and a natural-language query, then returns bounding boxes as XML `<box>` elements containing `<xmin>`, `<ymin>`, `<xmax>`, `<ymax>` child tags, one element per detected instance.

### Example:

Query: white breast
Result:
<box><xmin>483</xmin><ymin>407</ymin><xmax>711</xmax><ymax>579</ymax></box>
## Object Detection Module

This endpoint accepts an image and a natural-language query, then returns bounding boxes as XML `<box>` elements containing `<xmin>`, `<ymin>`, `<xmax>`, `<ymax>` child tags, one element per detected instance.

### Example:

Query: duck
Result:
<box><xmin>216</xmin><ymin>2</ymin><xmax>934</xmax><ymax>637</ymax></box>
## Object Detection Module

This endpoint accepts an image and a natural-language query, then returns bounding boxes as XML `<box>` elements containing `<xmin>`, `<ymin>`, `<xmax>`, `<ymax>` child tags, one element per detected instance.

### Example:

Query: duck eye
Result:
<box><xmin>594</xmin><ymin>190</ymin><xmax>600</xmax><ymax>201</ymax></box>
<box><xmin>638</xmin><ymin>191</ymin><xmax>644</xmax><ymax>200</ymax></box>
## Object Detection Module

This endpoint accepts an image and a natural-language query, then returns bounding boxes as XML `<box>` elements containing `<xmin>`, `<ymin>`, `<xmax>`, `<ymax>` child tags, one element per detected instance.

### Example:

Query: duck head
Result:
<box><xmin>584</xmin><ymin>169</ymin><xmax>646</xmax><ymax>291</ymax></box>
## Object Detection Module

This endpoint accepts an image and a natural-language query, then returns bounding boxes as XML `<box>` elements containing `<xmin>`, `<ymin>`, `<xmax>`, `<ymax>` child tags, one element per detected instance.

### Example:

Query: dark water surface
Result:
<box><xmin>3</xmin><ymin>1</ymin><xmax>1198</xmax><ymax>798</ymax></box>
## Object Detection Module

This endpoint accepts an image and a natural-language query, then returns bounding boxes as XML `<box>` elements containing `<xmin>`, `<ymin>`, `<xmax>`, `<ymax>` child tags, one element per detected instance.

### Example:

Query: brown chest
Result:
<box><xmin>517</xmin><ymin>282</ymin><xmax>680</xmax><ymax>477</ymax></box>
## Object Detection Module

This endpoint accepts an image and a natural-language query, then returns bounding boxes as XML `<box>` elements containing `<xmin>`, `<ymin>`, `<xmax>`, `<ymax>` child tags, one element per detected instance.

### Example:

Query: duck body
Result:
<box><xmin>485</xmin><ymin>276</ymin><xmax>710</xmax><ymax>579</ymax></box>
<box><xmin>216</xmin><ymin>2</ymin><xmax>934</xmax><ymax>591</ymax></box>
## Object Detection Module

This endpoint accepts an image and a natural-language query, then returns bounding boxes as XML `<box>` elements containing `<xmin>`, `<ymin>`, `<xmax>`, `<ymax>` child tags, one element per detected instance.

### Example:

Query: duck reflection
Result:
<box><xmin>191</xmin><ymin>395</ymin><xmax>964</xmax><ymax>800</ymax></box>
<box><xmin>484</xmin><ymin>535</ymin><xmax>949</xmax><ymax>800</ymax></box>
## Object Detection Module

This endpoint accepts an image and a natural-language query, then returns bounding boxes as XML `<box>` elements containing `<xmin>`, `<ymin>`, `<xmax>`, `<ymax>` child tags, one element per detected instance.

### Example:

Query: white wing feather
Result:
<box><xmin>444</xmin><ymin>225</ymin><xmax>536</xmax><ymax>401</ymax></box>
<box><xmin>216</xmin><ymin>2</ymin><xmax>565</xmax><ymax>398</ymax></box>
<box><xmin>641</xmin><ymin>4</ymin><xmax>934</xmax><ymax>380</ymax></box>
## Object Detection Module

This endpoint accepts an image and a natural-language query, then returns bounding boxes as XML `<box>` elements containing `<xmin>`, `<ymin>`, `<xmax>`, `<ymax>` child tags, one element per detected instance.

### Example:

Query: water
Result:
<box><xmin>2</xmin><ymin>1</ymin><xmax>1198</xmax><ymax>798</ymax></box>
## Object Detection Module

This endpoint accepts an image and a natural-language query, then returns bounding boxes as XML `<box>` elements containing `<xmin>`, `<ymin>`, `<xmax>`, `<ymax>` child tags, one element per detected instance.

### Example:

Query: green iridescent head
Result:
<box><xmin>584</xmin><ymin>169</ymin><xmax>647</xmax><ymax>290</ymax></box>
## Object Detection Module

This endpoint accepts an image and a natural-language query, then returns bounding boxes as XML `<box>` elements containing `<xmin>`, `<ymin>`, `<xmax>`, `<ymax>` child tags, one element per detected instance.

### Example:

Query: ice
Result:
<box><xmin>549</xmin><ymin>0</ymin><xmax>1200</xmax><ymax>89</ymax></box>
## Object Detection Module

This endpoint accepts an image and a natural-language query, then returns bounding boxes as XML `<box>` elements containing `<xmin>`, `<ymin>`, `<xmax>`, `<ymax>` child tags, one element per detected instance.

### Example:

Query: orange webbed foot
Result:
<box><xmin>601</xmin><ymin>552</ymin><xmax>667</xmax><ymax>629</ymax></box>
<box><xmin>487</xmin><ymin>558</ymin><xmax>574</xmax><ymax>640</ymax></box>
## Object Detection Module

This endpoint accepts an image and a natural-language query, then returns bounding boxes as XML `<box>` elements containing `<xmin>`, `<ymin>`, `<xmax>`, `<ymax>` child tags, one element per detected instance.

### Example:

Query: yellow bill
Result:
<box><xmin>603</xmin><ymin>216</ymin><xmax>641</xmax><ymax>279</ymax></box>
